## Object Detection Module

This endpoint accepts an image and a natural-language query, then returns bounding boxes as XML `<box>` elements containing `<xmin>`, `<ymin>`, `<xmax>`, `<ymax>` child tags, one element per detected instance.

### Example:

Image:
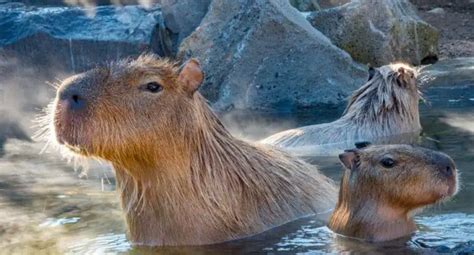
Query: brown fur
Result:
<box><xmin>37</xmin><ymin>54</ymin><xmax>337</xmax><ymax>246</ymax></box>
<box><xmin>329</xmin><ymin>144</ymin><xmax>458</xmax><ymax>242</ymax></box>
<box><xmin>261</xmin><ymin>64</ymin><xmax>422</xmax><ymax>156</ymax></box>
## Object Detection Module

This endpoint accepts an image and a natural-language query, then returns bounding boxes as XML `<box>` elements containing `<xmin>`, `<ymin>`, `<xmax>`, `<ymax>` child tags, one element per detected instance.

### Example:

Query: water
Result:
<box><xmin>0</xmin><ymin>59</ymin><xmax>473</xmax><ymax>254</ymax></box>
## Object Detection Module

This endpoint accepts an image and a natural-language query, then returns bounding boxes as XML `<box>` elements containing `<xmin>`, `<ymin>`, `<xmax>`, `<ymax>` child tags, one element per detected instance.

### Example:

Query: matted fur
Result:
<box><xmin>260</xmin><ymin>64</ymin><xmax>422</xmax><ymax>156</ymax></box>
<box><xmin>37</xmin><ymin>54</ymin><xmax>337</xmax><ymax>246</ymax></box>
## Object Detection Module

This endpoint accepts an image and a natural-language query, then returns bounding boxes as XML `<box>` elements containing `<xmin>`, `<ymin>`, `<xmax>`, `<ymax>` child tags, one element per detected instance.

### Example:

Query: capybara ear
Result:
<box><xmin>339</xmin><ymin>150</ymin><xmax>359</xmax><ymax>170</ymax></box>
<box><xmin>368</xmin><ymin>66</ymin><xmax>376</xmax><ymax>81</ymax></box>
<box><xmin>178</xmin><ymin>58</ymin><xmax>204</xmax><ymax>95</ymax></box>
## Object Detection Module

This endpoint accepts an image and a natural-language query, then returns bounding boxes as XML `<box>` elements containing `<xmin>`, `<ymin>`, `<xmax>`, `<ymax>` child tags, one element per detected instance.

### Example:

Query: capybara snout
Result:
<box><xmin>429</xmin><ymin>151</ymin><xmax>456</xmax><ymax>179</ymax></box>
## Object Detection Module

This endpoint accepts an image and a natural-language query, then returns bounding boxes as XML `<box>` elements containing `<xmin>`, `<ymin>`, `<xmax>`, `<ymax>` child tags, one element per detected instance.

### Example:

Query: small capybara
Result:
<box><xmin>38</xmin><ymin>55</ymin><xmax>337</xmax><ymax>246</ymax></box>
<box><xmin>261</xmin><ymin>64</ymin><xmax>421</xmax><ymax>156</ymax></box>
<box><xmin>329</xmin><ymin>143</ymin><xmax>458</xmax><ymax>242</ymax></box>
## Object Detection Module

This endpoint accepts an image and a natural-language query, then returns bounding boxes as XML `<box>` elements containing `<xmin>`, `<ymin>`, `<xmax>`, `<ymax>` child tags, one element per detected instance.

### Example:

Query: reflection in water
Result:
<box><xmin>0</xmin><ymin>59</ymin><xmax>473</xmax><ymax>254</ymax></box>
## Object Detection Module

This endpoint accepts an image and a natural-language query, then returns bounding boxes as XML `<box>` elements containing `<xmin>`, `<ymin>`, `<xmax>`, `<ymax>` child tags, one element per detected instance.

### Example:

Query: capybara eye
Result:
<box><xmin>380</xmin><ymin>157</ymin><xmax>396</xmax><ymax>168</ymax></box>
<box><xmin>144</xmin><ymin>82</ymin><xmax>162</xmax><ymax>93</ymax></box>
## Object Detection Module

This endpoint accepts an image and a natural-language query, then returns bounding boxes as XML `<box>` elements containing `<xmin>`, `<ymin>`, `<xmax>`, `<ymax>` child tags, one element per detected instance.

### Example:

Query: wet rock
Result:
<box><xmin>308</xmin><ymin>0</ymin><xmax>439</xmax><ymax>66</ymax></box>
<box><xmin>427</xmin><ymin>7</ymin><xmax>446</xmax><ymax>15</ymax></box>
<box><xmin>179</xmin><ymin>0</ymin><xmax>366</xmax><ymax>112</ymax></box>
<box><xmin>0</xmin><ymin>3</ymin><xmax>168</xmax><ymax>74</ymax></box>
<box><xmin>289</xmin><ymin>0</ymin><xmax>350</xmax><ymax>11</ymax></box>
<box><xmin>418</xmin><ymin>58</ymin><xmax>474</xmax><ymax>108</ymax></box>
<box><xmin>160</xmin><ymin>0</ymin><xmax>211</xmax><ymax>54</ymax></box>
<box><xmin>289</xmin><ymin>0</ymin><xmax>320</xmax><ymax>11</ymax></box>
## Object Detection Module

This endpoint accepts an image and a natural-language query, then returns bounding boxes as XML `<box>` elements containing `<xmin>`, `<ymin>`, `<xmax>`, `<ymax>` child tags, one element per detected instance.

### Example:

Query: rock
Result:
<box><xmin>160</xmin><ymin>0</ymin><xmax>211</xmax><ymax>54</ymax></box>
<box><xmin>289</xmin><ymin>0</ymin><xmax>350</xmax><ymax>11</ymax></box>
<box><xmin>418</xmin><ymin>58</ymin><xmax>474</xmax><ymax>108</ymax></box>
<box><xmin>289</xmin><ymin>0</ymin><xmax>320</xmax><ymax>11</ymax></box>
<box><xmin>0</xmin><ymin>3</ymin><xmax>169</xmax><ymax>74</ymax></box>
<box><xmin>179</xmin><ymin>0</ymin><xmax>366</xmax><ymax>113</ymax></box>
<box><xmin>308</xmin><ymin>0</ymin><xmax>439</xmax><ymax>66</ymax></box>
<box><xmin>427</xmin><ymin>7</ymin><xmax>446</xmax><ymax>15</ymax></box>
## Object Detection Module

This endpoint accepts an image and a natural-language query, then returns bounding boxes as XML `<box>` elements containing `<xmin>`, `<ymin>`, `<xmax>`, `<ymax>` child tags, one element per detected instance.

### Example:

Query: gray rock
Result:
<box><xmin>289</xmin><ymin>0</ymin><xmax>320</xmax><ymax>11</ymax></box>
<box><xmin>427</xmin><ymin>7</ymin><xmax>446</xmax><ymax>15</ymax></box>
<box><xmin>308</xmin><ymin>0</ymin><xmax>439</xmax><ymax>66</ymax></box>
<box><xmin>289</xmin><ymin>0</ymin><xmax>350</xmax><ymax>11</ymax></box>
<box><xmin>179</xmin><ymin>0</ymin><xmax>366</xmax><ymax>112</ymax></box>
<box><xmin>0</xmin><ymin>3</ymin><xmax>168</xmax><ymax>74</ymax></box>
<box><xmin>160</xmin><ymin>0</ymin><xmax>211</xmax><ymax>54</ymax></box>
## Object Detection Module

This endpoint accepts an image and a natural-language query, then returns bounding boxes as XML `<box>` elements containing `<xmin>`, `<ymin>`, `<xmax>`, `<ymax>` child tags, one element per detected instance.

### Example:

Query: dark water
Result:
<box><xmin>0</xmin><ymin>59</ymin><xmax>473</xmax><ymax>254</ymax></box>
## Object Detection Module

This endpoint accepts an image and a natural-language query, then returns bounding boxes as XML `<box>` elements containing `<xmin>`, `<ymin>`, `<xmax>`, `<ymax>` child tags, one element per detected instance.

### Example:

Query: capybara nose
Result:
<box><xmin>433</xmin><ymin>153</ymin><xmax>456</xmax><ymax>178</ymax></box>
<box><xmin>59</xmin><ymin>88</ymin><xmax>86</xmax><ymax>111</ymax></box>
<box><xmin>69</xmin><ymin>94</ymin><xmax>85</xmax><ymax>110</ymax></box>
<box><xmin>441</xmin><ymin>165</ymin><xmax>454</xmax><ymax>178</ymax></box>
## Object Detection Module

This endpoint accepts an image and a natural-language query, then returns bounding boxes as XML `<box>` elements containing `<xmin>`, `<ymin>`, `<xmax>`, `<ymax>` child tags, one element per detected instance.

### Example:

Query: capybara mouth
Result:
<box><xmin>435</xmin><ymin>173</ymin><xmax>458</xmax><ymax>200</ymax></box>
<box><xmin>53</xmin><ymin>100</ymin><xmax>91</xmax><ymax>154</ymax></box>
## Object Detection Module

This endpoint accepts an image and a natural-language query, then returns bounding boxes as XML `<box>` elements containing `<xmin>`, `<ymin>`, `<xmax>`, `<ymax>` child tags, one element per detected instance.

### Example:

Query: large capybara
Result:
<box><xmin>38</xmin><ymin>55</ymin><xmax>337</xmax><ymax>246</ymax></box>
<box><xmin>329</xmin><ymin>143</ymin><xmax>458</xmax><ymax>242</ymax></box>
<box><xmin>260</xmin><ymin>64</ymin><xmax>421</xmax><ymax>156</ymax></box>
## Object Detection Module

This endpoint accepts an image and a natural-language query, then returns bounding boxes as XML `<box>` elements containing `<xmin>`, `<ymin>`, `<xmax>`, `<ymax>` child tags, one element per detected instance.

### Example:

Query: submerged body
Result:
<box><xmin>330</xmin><ymin>144</ymin><xmax>458</xmax><ymax>242</ymax></box>
<box><xmin>39</xmin><ymin>55</ymin><xmax>337</xmax><ymax>246</ymax></box>
<box><xmin>261</xmin><ymin>64</ymin><xmax>421</xmax><ymax>156</ymax></box>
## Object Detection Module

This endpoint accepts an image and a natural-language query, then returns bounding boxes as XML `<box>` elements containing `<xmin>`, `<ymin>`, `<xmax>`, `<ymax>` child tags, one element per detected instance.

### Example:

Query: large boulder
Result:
<box><xmin>0</xmin><ymin>3</ymin><xmax>168</xmax><ymax>75</ymax></box>
<box><xmin>179</xmin><ymin>0</ymin><xmax>366</xmax><ymax>112</ymax></box>
<box><xmin>160</xmin><ymin>0</ymin><xmax>211</xmax><ymax>54</ymax></box>
<box><xmin>0</xmin><ymin>3</ymin><xmax>169</xmax><ymax>115</ymax></box>
<box><xmin>307</xmin><ymin>0</ymin><xmax>439</xmax><ymax>66</ymax></box>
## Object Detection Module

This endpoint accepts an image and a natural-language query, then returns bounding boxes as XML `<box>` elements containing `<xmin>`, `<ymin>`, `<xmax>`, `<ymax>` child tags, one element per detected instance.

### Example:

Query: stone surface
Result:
<box><xmin>289</xmin><ymin>0</ymin><xmax>320</xmax><ymax>11</ymax></box>
<box><xmin>179</xmin><ymin>0</ymin><xmax>366</xmax><ymax>112</ymax></box>
<box><xmin>308</xmin><ymin>0</ymin><xmax>439</xmax><ymax>66</ymax></box>
<box><xmin>289</xmin><ymin>0</ymin><xmax>350</xmax><ymax>11</ymax></box>
<box><xmin>0</xmin><ymin>3</ymin><xmax>168</xmax><ymax>74</ymax></box>
<box><xmin>427</xmin><ymin>7</ymin><xmax>446</xmax><ymax>15</ymax></box>
<box><xmin>160</xmin><ymin>0</ymin><xmax>211</xmax><ymax>54</ymax></box>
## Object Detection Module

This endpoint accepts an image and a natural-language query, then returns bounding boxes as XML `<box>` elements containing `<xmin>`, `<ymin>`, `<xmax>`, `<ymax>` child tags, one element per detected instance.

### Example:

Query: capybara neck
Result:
<box><xmin>329</xmin><ymin>144</ymin><xmax>458</xmax><ymax>242</ymax></box>
<box><xmin>115</xmin><ymin>94</ymin><xmax>336</xmax><ymax>246</ymax></box>
<box><xmin>47</xmin><ymin>55</ymin><xmax>337</xmax><ymax>246</ymax></box>
<box><xmin>329</xmin><ymin>176</ymin><xmax>416</xmax><ymax>242</ymax></box>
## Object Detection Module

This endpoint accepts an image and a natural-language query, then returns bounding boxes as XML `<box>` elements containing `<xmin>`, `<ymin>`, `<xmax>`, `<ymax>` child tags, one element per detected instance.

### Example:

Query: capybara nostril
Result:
<box><xmin>72</xmin><ymin>94</ymin><xmax>80</xmax><ymax>103</ymax></box>
<box><xmin>68</xmin><ymin>94</ymin><xmax>86</xmax><ymax>110</ymax></box>
<box><xmin>433</xmin><ymin>153</ymin><xmax>456</xmax><ymax>179</ymax></box>
<box><xmin>440</xmin><ymin>165</ymin><xmax>454</xmax><ymax>178</ymax></box>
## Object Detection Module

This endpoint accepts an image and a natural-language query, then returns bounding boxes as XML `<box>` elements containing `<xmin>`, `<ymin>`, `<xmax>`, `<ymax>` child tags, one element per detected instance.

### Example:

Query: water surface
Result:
<box><xmin>0</xmin><ymin>58</ymin><xmax>473</xmax><ymax>254</ymax></box>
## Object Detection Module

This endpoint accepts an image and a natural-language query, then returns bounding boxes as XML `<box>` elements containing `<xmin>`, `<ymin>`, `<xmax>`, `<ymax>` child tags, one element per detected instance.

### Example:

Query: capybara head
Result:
<box><xmin>49</xmin><ymin>55</ymin><xmax>204</xmax><ymax>164</ymax></box>
<box><xmin>329</xmin><ymin>144</ymin><xmax>458</xmax><ymax>242</ymax></box>
<box><xmin>344</xmin><ymin>64</ymin><xmax>420</xmax><ymax>124</ymax></box>
<box><xmin>338</xmin><ymin>144</ymin><xmax>457</xmax><ymax>208</ymax></box>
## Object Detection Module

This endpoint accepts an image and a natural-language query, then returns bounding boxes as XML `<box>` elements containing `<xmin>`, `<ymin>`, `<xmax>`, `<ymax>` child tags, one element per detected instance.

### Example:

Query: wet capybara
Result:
<box><xmin>261</xmin><ymin>64</ymin><xmax>421</xmax><ymax>156</ymax></box>
<box><xmin>329</xmin><ymin>144</ymin><xmax>458</xmax><ymax>242</ymax></box>
<box><xmin>38</xmin><ymin>55</ymin><xmax>337</xmax><ymax>246</ymax></box>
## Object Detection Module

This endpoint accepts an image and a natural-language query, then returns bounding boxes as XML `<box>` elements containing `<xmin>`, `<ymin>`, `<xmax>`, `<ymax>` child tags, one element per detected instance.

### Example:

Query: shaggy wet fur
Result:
<box><xmin>37</xmin><ymin>55</ymin><xmax>337</xmax><ymax>246</ymax></box>
<box><xmin>329</xmin><ymin>144</ymin><xmax>458</xmax><ymax>242</ymax></box>
<box><xmin>260</xmin><ymin>64</ymin><xmax>421</xmax><ymax>156</ymax></box>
